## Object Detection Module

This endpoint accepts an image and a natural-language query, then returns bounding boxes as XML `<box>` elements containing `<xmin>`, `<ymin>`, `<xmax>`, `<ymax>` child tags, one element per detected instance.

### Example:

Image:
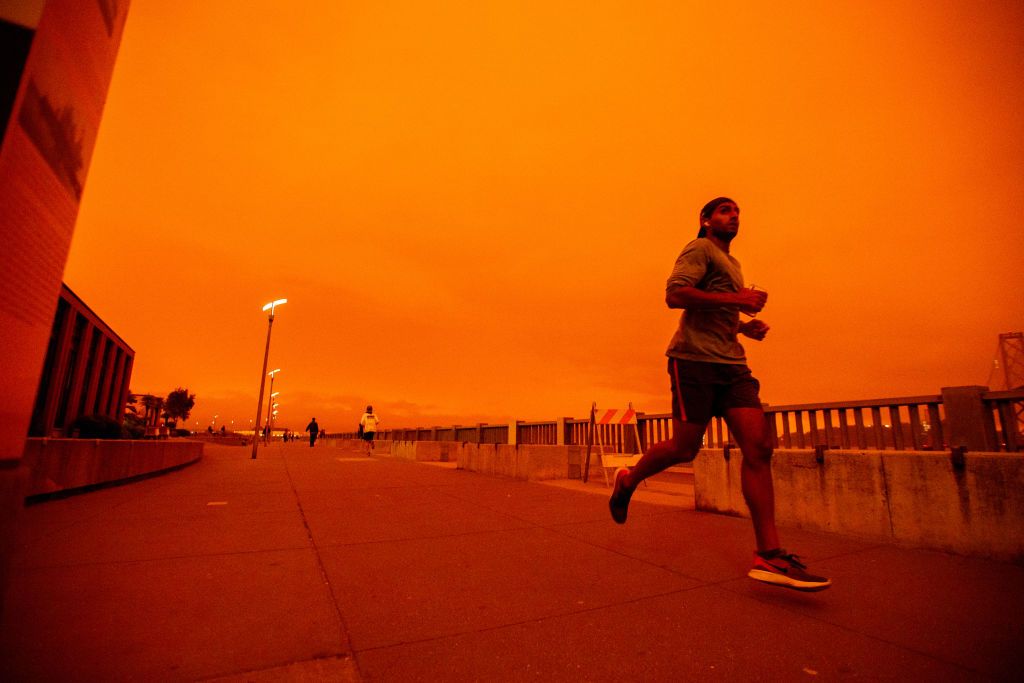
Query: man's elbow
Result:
<box><xmin>665</xmin><ymin>287</ymin><xmax>687</xmax><ymax>309</ymax></box>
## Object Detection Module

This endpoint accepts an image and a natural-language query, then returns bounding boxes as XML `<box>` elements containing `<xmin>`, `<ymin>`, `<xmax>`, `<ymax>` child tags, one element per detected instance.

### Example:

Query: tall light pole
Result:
<box><xmin>251</xmin><ymin>299</ymin><xmax>287</xmax><ymax>459</ymax></box>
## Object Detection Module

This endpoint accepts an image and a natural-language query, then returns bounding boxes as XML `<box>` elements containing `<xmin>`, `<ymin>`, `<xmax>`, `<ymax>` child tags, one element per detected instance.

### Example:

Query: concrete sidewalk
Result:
<box><xmin>2</xmin><ymin>443</ymin><xmax>1021</xmax><ymax>681</ymax></box>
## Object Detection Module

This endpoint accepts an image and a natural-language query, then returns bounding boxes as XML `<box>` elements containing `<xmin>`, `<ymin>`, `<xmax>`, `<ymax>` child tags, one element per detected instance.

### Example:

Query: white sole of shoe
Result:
<box><xmin>747</xmin><ymin>568</ymin><xmax>832</xmax><ymax>592</ymax></box>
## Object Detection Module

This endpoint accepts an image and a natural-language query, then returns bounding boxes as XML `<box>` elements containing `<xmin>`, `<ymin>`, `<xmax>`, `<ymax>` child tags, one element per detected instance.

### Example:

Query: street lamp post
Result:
<box><xmin>251</xmin><ymin>298</ymin><xmax>286</xmax><ymax>459</ymax></box>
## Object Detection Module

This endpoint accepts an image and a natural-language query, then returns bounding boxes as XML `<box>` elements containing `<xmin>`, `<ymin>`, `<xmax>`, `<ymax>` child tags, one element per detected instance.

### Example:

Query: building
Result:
<box><xmin>28</xmin><ymin>283</ymin><xmax>134</xmax><ymax>437</ymax></box>
<box><xmin>1</xmin><ymin>0</ymin><xmax>131</xmax><ymax>606</ymax></box>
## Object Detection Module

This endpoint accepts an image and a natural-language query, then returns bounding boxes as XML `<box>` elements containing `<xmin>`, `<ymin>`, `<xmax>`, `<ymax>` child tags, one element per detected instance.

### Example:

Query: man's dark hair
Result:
<box><xmin>697</xmin><ymin>196</ymin><xmax>736</xmax><ymax>238</ymax></box>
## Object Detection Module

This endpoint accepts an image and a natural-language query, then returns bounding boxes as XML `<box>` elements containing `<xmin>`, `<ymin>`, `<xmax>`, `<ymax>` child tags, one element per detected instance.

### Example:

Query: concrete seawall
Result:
<box><xmin>327</xmin><ymin>439</ymin><xmax>588</xmax><ymax>480</ymax></box>
<box><xmin>694</xmin><ymin>448</ymin><xmax>1024</xmax><ymax>562</ymax></box>
<box><xmin>22</xmin><ymin>438</ymin><xmax>204</xmax><ymax>499</ymax></box>
<box><xmin>327</xmin><ymin>438</ymin><xmax>1024</xmax><ymax>561</ymax></box>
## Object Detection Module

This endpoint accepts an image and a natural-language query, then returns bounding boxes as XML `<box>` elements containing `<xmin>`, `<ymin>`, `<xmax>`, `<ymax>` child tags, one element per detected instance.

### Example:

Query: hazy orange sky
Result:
<box><xmin>62</xmin><ymin>1</ymin><xmax>1024</xmax><ymax>432</ymax></box>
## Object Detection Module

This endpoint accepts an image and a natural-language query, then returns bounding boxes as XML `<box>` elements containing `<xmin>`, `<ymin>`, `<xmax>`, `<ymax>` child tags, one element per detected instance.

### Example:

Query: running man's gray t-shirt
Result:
<box><xmin>665</xmin><ymin>238</ymin><xmax>747</xmax><ymax>364</ymax></box>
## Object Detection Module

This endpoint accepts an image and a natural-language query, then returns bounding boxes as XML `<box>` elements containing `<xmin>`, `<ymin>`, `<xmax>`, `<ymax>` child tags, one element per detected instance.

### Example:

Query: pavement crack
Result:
<box><xmin>351</xmin><ymin>583</ymin><xmax>707</xmax><ymax>655</ymax></box>
<box><xmin>283</xmin><ymin>451</ymin><xmax>364</xmax><ymax>681</ymax></box>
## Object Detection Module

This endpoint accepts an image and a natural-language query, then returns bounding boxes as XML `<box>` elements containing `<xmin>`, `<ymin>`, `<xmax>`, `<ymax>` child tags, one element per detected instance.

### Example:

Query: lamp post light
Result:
<box><xmin>267</xmin><ymin>391</ymin><xmax>280</xmax><ymax>441</ymax></box>
<box><xmin>251</xmin><ymin>299</ymin><xmax>287</xmax><ymax>459</ymax></box>
<box><xmin>265</xmin><ymin>368</ymin><xmax>280</xmax><ymax>442</ymax></box>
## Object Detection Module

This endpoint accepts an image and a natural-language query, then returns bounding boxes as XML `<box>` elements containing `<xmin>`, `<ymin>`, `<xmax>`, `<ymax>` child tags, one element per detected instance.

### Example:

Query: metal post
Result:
<box><xmin>251</xmin><ymin>313</ymin><xmax>274</xmax><ymax>459</ymax></box>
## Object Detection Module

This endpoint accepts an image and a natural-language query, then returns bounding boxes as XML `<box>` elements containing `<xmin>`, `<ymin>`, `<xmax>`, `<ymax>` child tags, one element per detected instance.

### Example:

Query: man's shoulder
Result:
<box><xmin>692</xmin><ymin>238</ymin><xmax>740</xmax><ymax>265</ymax></box>
<box><xmin>679</xmin><ymin>237</ymin><xmax>718</xmax><ymax>257</ymax></box>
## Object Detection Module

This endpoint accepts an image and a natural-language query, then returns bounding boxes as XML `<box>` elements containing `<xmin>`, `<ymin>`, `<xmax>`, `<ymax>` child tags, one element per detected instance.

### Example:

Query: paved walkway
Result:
<box><xmin>2</xmin><ymin>443</ymin><xmax>1021</xmax><ymax>681</ymax></box>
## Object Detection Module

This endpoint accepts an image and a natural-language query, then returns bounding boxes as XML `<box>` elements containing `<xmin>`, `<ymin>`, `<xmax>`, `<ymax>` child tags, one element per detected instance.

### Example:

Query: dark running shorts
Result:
<box><xmin>361</xmin><ymin>431</ymin><xmax>375</xmax><ymax>441</ymax></box>
<box><xmin>668</xmin><ymin>358</ymin><xmax>762</xmax><ymax>425</ymax></box>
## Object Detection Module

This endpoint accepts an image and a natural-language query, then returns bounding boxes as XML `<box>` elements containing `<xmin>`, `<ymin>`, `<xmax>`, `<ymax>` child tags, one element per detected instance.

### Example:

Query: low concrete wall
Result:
<box><xmin>391</xmin><ymin>440</ymin><xmax>461</xmax><ymax>462</ymax></box>
<box><xmin>693</xmin><ymin>448</ymin><xmax>1024</xmax><ymax>562</ymax></box>
<box><xmin>325</xmin><ymin>438</ymin><xmax>586</xmax><ymax>481</ymax></box>
<box><xmin>457</xmin><ymin>442</ymin><xmax>587</xmax><ymax>481</ymax></box>
<box><xmin>326</xmin><ymin>439</ymin><xmax>566</xmax><ymax>479</ymax></box>
<box><xmin>22</xmin><ymin>438</ymin><xmax>204</xmax><ymax>499</ymax></box>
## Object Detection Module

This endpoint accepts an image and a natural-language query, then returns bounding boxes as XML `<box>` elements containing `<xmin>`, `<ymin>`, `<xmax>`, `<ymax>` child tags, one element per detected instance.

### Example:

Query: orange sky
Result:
<box><xmin>63</xmin><ymin>1</ymin><xmax>1024</xmax><ymax>432</ymax></box>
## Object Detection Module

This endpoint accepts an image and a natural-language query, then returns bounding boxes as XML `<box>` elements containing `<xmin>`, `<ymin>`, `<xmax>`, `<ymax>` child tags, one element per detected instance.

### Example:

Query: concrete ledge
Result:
<box><xmin>390</xmin><ymin>440</ymin><xmax>459</xmax><ymax>462</ymax></box>
<box><xmin>693</xmin><ymin>448</ymin><xmax>1024</xmax><ymax>562</ymax></box>
<box><xmin>456</xmin><ymin>443</ymin><xmax>585</xmax><ymax>481</ymax></box>
<box><xmin>327</xmin><ymin>439</ymin><xmax>595</xmax><ymax>481</ymax></box>
<box><xmin>21</xmin><ymin>438</ymin><xmax>204</xmax><ymax>499</ymax></box>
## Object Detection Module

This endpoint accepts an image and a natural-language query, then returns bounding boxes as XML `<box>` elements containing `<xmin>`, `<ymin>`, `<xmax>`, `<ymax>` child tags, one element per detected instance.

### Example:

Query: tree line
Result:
<box><xmin>71</xmin><ymin>387</ymin><xmax>196</xmax><ymax>439</ymax></box>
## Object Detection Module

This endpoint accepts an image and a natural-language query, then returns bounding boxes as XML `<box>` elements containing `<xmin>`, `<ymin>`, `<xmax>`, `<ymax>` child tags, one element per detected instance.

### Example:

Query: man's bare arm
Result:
<box><xmin>666</xmin><ymin>285</ymin><xmax>767</xmax><ymax>314</ymax></box>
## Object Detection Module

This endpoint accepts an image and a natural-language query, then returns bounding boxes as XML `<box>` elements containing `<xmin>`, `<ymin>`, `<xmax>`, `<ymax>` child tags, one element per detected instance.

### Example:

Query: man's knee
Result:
<box><xmin>671</xmin><ymin>431</ymin><xmax>703</xmax><ymax>458</ymax></box>
<box><xmin>744</xmin><ymin>442</ymin><xmax>773</xmax><ymax>465</ymax></box>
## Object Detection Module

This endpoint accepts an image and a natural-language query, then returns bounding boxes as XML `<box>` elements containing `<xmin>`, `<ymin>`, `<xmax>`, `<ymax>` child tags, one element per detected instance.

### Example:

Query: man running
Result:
<box><xmin>359</xmin><ymin>405</ymin><xmax>380</xmax><ymax>455</ymax></box>
<box><xmin>609</xmin><ymin>197</ymin><xmax>831</xmax><ymax>592</ymax></box>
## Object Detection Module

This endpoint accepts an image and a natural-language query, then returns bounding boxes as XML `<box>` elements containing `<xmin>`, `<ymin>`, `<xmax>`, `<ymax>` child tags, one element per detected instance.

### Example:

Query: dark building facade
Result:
<box><xmin>29</xmin><ymin>284</ymin><xmax>134</xmax><ymax>437</ymax></box>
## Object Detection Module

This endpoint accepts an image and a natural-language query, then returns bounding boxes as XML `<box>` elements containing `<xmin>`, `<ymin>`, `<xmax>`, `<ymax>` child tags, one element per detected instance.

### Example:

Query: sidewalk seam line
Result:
<box><xmin>284</xmin><ymin>450</ymin><xmax>365</xmax><ymax>681</ymax></box>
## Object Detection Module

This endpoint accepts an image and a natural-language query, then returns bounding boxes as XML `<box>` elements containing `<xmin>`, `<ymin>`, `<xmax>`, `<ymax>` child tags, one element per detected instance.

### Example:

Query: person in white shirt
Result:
<box><xmin>359</xmin><ymin>405</ymin><xmax>380</xmax><ymax>455</ymax></box>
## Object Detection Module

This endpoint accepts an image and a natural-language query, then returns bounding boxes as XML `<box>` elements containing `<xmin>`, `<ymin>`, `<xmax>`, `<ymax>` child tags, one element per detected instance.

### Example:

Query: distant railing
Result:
<box><xmin>765</xmin><ymin>395</ymin><xmax>946</xmax><ymax>451</ymax></box>
<box><xmin>985</xmin><ymin>390</ymin><xmax>1023</xmax><ymax>452</ymax></box>
<box><xmin>337</xmin><ymin>387</ymin><xmax>1024</xmax><ymax>453</ymax></box>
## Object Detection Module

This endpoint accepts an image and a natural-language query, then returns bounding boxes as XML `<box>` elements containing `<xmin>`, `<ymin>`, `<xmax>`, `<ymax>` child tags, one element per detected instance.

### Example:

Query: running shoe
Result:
<box><xmin>748</xmin><ymin>550</ymin><xmax>832</xmax><ymax>591</ymax></box>
<box><xmin>608</xmin><ymin>468</ymin><xmax>635</xmax><ymax>524</ymax></box>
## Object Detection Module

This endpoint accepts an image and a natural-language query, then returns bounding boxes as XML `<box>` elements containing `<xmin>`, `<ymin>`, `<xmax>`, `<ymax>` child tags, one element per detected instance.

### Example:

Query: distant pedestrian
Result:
<box><xmin>305</xmin><ymin>417</ymin><xmax>319</xmax><ymax>447</ymax></box>
<box><xmin>359</xmin><ymin>405</ymin><xmax>380</xmax><ymax>455</ymax></box>
<box><xmin>609</xmin><ymin>196</ymin><xmax>831</xmax><ymax>592</ymax></box>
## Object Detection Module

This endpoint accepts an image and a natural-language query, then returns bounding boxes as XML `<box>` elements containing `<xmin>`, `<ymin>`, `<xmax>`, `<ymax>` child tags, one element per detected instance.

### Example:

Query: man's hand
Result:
<box><xmin>735</xmin><ymin>287</ymin><xmax>767</xmax><ymax>315</ymax></box>
<box><xmin>738</xmin><ymin>319</ymin><xmax>770</xmax><ymax>340</ymax></box>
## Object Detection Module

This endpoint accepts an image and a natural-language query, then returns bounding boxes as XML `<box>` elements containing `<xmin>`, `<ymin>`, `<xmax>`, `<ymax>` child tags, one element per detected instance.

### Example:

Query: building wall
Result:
<box><xmin>0</xmin><ymin>0</ymin><xmax>130</xmax><ymax>609</ymax></box>
<box><xmin>29</xmin><ymin>284</ymin><xmax>134</xmax><ymax>437</ymax></box>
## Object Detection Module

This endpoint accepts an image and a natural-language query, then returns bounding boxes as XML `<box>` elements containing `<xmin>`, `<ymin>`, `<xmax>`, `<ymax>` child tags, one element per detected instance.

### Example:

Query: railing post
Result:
<box><xmin>508</xmin><ymin>420</ymin><xmax>518</xmax><ymax>446</ymax></box>
<box><xmin>476</xmin><ymin>423</ymin><xmax>484</xmax><ymax>444</ymax></box>
<box><xmin>941</xmin><ymin>386</ymin><xmax>998</xmax><ymax>451</ymax></box>
<box><xmin>636</xmin><ymin>412</ymin><xmax>646</xmax><ymax>452</ymax></box>
<box><xmin>556</xmin><ymin>417</ymin><xmax>568</xmax><ymax>445</ymax></box>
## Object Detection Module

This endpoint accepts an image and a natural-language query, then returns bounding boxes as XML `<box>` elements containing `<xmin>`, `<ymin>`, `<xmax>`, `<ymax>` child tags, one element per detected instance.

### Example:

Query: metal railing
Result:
<box><xmin>336</xmin><ymin>387</ymin><xmax>1024</xmax><ymax>453</ymax></box>
<box><xmin>764</xmin><ymin>395</ymin><xmax>946</xmax><ymax>450</ymax></box>
<box><xmin>985</xmin><ymin>390</ymin><xmax>1024</xmax><ymax>452</ymax></box>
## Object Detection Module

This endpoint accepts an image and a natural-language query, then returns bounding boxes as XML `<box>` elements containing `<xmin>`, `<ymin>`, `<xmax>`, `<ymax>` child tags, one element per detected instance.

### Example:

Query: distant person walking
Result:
<box><xmin>359</xmin><ymin>405</ymin><xmax>380</xmax><ymax>455</ymax></box>
<box><xmin>305</xmin><ymin>417</ymin><xmax>319</xmax><ymax>447</ymax></box>
<box><xmin>609</xmin><ymin>197</ymin><xmax>831</xmax><ymax>592</ymax></box>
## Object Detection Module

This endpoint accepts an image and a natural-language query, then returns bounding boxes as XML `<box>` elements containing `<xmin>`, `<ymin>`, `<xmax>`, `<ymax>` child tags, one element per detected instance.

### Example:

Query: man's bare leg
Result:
<box><xmin>619</xmin><ymin>418</ymin><xmax>705</xmax><ymax>489</ymax></box>
<box><xmin>724</xmin><ymin>406</ymin><xmax>779</xmax><ymax>553</ymax></box>
<box><xmin>611</xmin><ymin>418</ymin><xmax>705</xmax><ymax>523</ymax></box>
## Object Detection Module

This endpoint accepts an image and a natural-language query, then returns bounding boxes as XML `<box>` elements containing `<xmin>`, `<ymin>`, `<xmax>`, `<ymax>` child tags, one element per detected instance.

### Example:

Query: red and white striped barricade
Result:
<box><xmin>583</xmin><ymin>402</ymin><xmax>645</xmax><ymax>485</ymax></box>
